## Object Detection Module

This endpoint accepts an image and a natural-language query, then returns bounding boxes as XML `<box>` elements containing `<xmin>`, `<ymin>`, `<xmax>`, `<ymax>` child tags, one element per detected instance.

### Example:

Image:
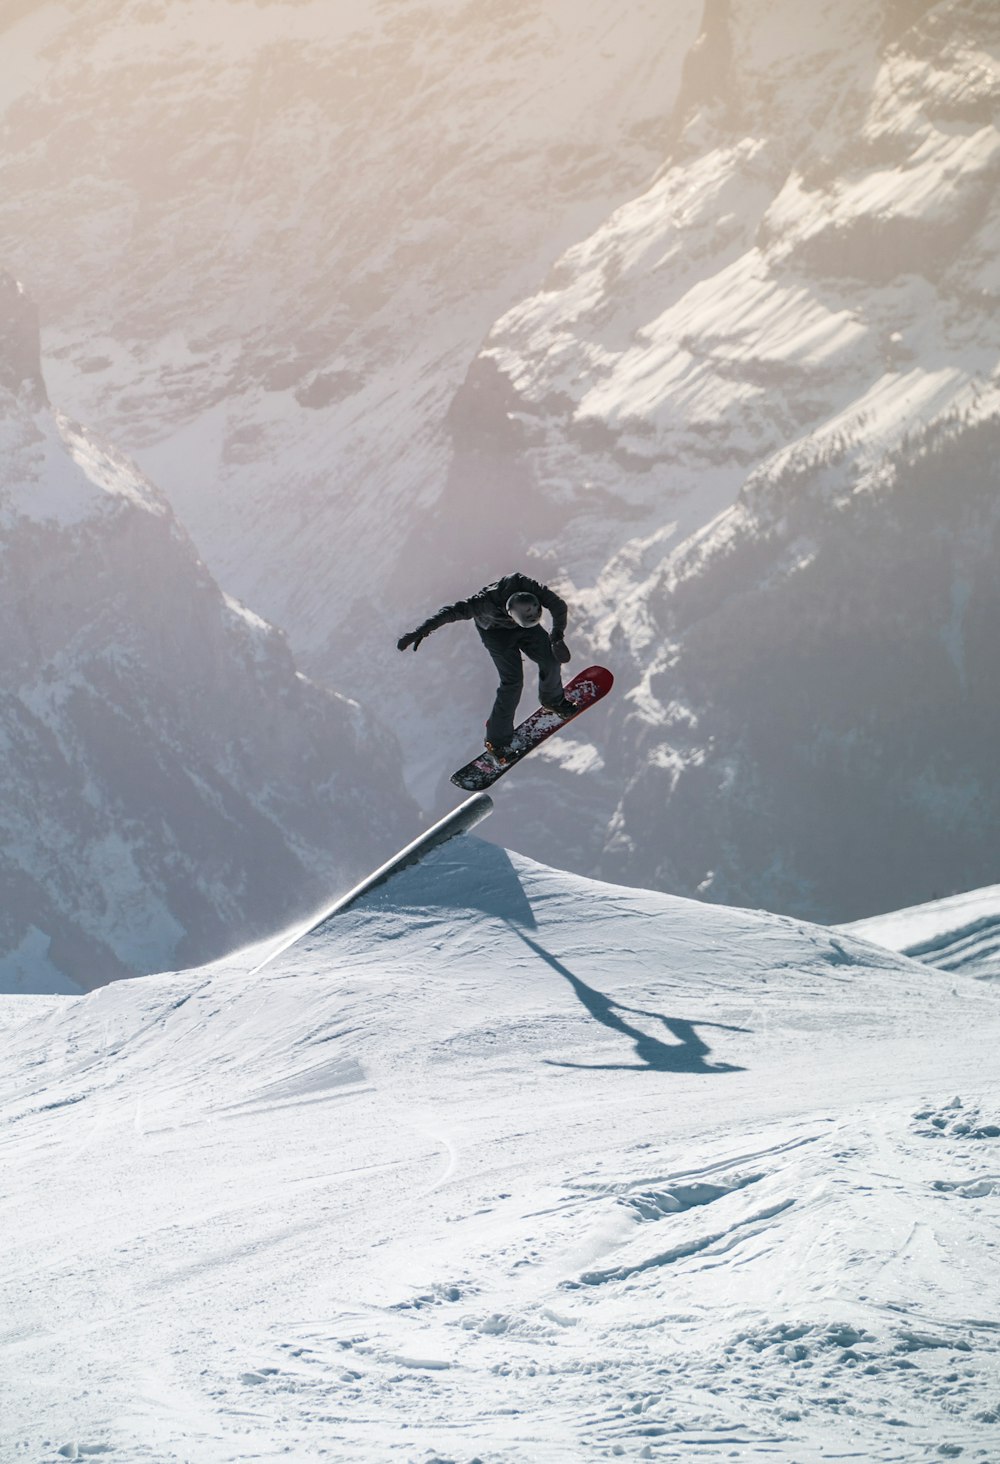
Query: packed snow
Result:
<box><xmin>3</xmin><ymin>836</ymin><xmax>1000</xmax><ymax>1461</ymax></box>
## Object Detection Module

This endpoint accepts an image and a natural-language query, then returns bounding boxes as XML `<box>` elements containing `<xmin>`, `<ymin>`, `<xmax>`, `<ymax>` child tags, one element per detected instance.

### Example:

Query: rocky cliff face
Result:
<box><xmin>0</xmin><ymin>276</ymin><xmax>417</xmax><ymax>992</ymax></box>
<box><xmin>602</xmin><ymin>400</ymin><xmax>1000</xmax><ymax>921</ymax></box>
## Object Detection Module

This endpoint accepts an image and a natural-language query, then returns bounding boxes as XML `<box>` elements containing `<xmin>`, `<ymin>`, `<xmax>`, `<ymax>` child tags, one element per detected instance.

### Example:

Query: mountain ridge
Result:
<box><xmin>0</xmin><ymin>273</ymin><xmax>418</xmax><ymax>993</ymax></box>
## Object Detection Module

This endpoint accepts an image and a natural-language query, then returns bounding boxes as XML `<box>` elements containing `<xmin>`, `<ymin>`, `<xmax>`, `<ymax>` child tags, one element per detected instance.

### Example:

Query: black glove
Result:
<box><xmin>395</xmin><ymin>629</ymin><xmax>427</xmax><ymax>652</ymax></box>
<box><xmin>551</xmin><ymin>634</ymin><xmax>571</xmax><ymax>664</ymax></box>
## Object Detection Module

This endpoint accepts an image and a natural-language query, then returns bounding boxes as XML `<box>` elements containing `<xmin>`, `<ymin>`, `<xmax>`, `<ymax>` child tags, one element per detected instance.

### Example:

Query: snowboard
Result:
<box><xmin>450</xmin><ymin>665</ymin><xmax>614</xmax><ymax>792</ymax></box>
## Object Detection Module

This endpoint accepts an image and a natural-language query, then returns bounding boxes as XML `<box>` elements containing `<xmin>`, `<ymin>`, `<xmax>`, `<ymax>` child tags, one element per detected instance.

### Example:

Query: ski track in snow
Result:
<box><xmin>3</xmin><ymin>843</ymin><xmax>1000</xmax><ymax>1462</ymax></box>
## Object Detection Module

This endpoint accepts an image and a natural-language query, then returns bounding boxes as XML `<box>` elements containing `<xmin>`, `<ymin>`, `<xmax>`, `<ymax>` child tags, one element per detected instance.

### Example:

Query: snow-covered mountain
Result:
<box><xmin>0</xmin><ymin>0</ymin><xmax>702</xmax><ymax>678</ymax></box>
<box><xmin>3</xmin><ymin>837</ymin><xmax>999</xmax><ymax>1460</ymax></box>
<box><xmin>0</xmin><ymin>274</ymin><xmax>416</xmax><ymax>994</ymax></box>
<box><xmin>448</xmin><ymin>0</ymin><xmax>997</xmax><ymax>576</ymax></box>
<box><xmin>590</xmin><ymin>396</ymin><xmax>1000</xmax><ymax>922</ymax></box>
<box><xmin>431</xmin><ymin>0</ymin><xmax>1000</xmax><ymax>917</ymax></box>
<box><xmin>3</xmin><ymin>0</ymin><xmax>997</xmax><ymax>921</ymax></box>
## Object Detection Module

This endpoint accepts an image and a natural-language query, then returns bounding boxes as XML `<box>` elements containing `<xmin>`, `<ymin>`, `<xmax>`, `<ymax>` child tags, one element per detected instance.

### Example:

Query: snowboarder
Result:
<box><xmin>397</xmin><ymin>572</ymin><xmax>575</xmax><ymax>757</ymax></box>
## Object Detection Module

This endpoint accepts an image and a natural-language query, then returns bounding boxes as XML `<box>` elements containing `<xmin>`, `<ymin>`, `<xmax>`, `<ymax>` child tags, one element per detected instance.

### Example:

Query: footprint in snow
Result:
<box><xmin>240</xmin><ymin>1366</ymin><xmax>280</xmax><ymax>1385</ymax></box>
<box><xmin>932</xmin><ymin>1176</ymin><xmax>1000</xmax><ymax>1198</ymax></box>
<box><xmin>913</xmin><ymin>1097</ymin><xmax>1000</xmax><ymax>1140</ymax></box>
<box><xmin>391</xmin><ymin>1281</ymin><xmax>465</xmax><ymax>1310</ymax></box>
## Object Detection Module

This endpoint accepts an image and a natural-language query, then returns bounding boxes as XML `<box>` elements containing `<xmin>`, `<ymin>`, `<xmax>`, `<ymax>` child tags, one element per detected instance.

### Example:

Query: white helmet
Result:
<box><xmin>506</xmin><ymin>592</ymin><xmax>542</xmax><ymax>627</ymax></box>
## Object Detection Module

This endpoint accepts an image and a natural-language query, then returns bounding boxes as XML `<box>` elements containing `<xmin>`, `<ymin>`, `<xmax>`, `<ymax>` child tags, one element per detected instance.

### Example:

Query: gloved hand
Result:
<box><xmin>397</xmin><ymin>629</ymin><xmax>426</xmax><ymax>652</ymax></box>
<box><xmin>550</xmin><ymin>635</ymin><xmax>571</xmax><ymax>664</ymax></box>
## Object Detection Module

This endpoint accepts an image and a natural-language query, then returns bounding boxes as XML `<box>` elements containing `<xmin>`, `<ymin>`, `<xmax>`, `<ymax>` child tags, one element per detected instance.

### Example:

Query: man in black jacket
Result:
<box><xmin>397</xmin><ymin>572</ymin><xmax>575</xmax><ymax>757</ymax></box>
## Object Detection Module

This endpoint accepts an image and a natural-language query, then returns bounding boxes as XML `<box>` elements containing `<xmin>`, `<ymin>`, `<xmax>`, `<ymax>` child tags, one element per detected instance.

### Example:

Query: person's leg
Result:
<box><xmin>520</xmin><ymin>625</ymin><xmax>565</xmax><ymax>708</ymax></box>
<box><xmin>478</xmin><ymin>627</ymin><xmax>523</xmax><ymax>745</ymax></box>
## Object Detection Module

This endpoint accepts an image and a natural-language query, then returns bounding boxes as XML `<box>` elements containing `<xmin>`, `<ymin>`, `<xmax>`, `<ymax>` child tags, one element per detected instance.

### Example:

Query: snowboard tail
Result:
<box><xmin>450</xmin><ymin>665</ymin><xmax>614</xmax><ymax>792</ymax></box>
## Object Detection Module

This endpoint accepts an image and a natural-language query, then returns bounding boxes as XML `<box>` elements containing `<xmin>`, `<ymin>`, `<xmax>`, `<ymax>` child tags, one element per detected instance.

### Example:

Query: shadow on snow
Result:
<box><xmin>514</xmin><ymin>930</ymin><xmax>748</xmax><ymax>1075</ymax></box>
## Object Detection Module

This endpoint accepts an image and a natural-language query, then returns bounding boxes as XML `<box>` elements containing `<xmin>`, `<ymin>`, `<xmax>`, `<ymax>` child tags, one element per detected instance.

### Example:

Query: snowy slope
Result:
<box><xmin>843</xmin><ymin>883</ymin><xmax>1000</xmax><ymax>981</ymax></box>
<box><xmin>3</xmin><ymin>837</ymin><xmax>1000</xmax><ymax>1461</ymax></box>
<box><xmin>0</xmin><ymin>274</ymin><xmax>417</xmax><ymax>993</ymax></box>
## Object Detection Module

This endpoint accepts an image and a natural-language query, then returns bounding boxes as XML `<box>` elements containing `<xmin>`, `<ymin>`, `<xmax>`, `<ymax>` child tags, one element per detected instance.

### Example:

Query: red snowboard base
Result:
<box><xmin>450</xmin><ymin>665</ymin><xmax>614</xmax><ymax>792</ymax></box>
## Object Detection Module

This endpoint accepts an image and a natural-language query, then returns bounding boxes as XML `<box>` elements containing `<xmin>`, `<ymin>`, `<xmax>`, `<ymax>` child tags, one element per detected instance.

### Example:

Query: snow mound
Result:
<box><xmin>5</xmin><ymin>839</ymin><xmax>1000</xmax><ymax>1460</ymax></box>
<box><xmin>842</xmin><ymin>884</ymin><xmax>1000</xmax><ymax>981</ymax></box>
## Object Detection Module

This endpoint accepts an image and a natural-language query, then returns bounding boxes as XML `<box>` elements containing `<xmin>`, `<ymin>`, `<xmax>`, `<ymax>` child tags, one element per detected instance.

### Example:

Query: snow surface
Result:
<box><xmin>3</xmin><ymin>837</ymin><xmax>1000</xmax><ymax>1461</ymax></box>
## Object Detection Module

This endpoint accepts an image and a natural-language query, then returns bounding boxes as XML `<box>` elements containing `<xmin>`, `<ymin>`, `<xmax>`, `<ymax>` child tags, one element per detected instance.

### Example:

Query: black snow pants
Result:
<box><xmin>478</xmin><ymin>623</ymin><xmax>565</xmax><ymax>745</ymax></box>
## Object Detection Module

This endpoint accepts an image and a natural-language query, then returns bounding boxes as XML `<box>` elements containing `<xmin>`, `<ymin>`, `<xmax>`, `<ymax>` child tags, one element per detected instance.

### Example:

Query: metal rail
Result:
<box><xmin>249</xmin><ymin>792</ymin><xmax>494</xmax><ymax>974</ymax></box>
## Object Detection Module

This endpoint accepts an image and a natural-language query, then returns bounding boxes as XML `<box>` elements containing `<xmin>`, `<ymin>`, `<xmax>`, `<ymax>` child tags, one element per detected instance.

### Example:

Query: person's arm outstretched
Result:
<box><xmin>397</xmin><ymin>592</ymin><xmax>484</xmax><ymax>652</ymax></box>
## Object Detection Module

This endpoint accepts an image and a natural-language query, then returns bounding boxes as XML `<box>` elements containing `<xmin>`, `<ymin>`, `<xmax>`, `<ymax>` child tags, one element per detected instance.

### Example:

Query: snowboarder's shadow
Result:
<box><xmin>514</xmin><ymin>930</ymin><xmax>747</xmax><ymax>1074</ymax></box>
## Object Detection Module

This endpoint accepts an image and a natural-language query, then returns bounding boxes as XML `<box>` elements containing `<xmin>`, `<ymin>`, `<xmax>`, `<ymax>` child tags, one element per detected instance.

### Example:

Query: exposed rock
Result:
<box><xmin>0</xmin><ymin>272</ymin><xmax>46</xmax><ymax>405</ymax></box>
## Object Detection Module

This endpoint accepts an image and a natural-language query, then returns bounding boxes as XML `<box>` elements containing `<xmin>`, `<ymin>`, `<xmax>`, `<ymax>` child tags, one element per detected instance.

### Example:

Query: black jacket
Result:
<box><xmin>414</xmin><ymin>572</ymin><xmax>567</xmax><ymax>639</ymax></box>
